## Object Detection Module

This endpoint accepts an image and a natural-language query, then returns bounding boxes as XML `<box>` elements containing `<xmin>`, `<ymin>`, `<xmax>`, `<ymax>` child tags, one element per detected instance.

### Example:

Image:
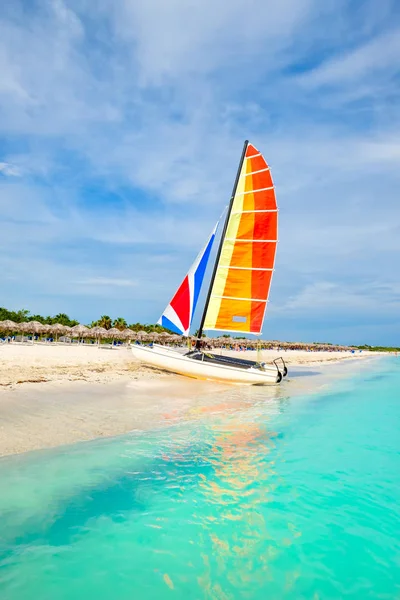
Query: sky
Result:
<box><xmin>1</xmin><ymin>0</ymin><xmax>400</xmax><ymax>345</ymax></box>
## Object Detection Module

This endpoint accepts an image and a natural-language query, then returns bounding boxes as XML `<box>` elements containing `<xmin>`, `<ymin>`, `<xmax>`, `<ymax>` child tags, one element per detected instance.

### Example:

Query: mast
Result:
<box><xmin>196</xmin><ymin>139</ymin><xmax>249</xmax><ymax>349</ymax></box>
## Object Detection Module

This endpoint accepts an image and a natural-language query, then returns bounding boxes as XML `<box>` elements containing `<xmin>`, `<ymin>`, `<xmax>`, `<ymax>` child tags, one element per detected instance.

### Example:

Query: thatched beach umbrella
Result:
<box><xmin>158</xmin><ymin>331</ymin><xmax>170</xmax><ymax>345</ymax></box>
<box><xmin>17</xmin><ymin>322</ymin><xmax>32</xmax><ymax>343</ymax></box>
<box><xmin>71</xmin><ymin>324</ymin><xmax>89</xmax><ymax>342</ymax></box>
<box><xmin>71</xmin><ymin>324</ymin><xmax>89</xmax><ymax>334</ymax></box>
<box><xmin>108</xmin><ymin>327</ymin><xmax>123</xmax><ymax>337</ymax></box>
<box><xmin>61</xmin><ymin>326</ymin><xmax>73</xmax><ymax>340</ymax></box>
<box><xmin>0</xmin><ymin>320</ymin><xmax>18</xmax><ymax>334</ymax></box>
<box><xmin>20</xmin><ymin>320</ymin><xmax>45</xmax><ymax>342</ymax></box>
<box><xmin>49</xmin><ymin>323</ymin><xmax>69</xmax><ymax>342</ymax></box>
<box><xmin>245</xmin><ymin>338</ymin><xmax>256</xmax><ymax>349</ymax></box>
<box><xmin>17</xmin><ymin>322</ymin><xmax>30</xmax><ymax>342</ymax></box>
<box><xmin>24</xmin><ymin>320</ymin><xmax>45</xmax><ymax>334</ymax></box>
<box><xmin>105</xmin><ymin>327</ymin><xmax>123</xmax><ymax>345</ymax></box>
<box><xmin>148</xmin><ymin>331</ymin><xmax>160</xmax><ymax>342</ymax></box>
<box><xmin>90</xmin><ymin>326</ymin><xmax>108</xmax><ymax>344</ymax></box>
<box><xmin>121</xmin><ymin>328</ymin><xmax>136</xmax><ymax>343</ymax></box>
<box><xmin>40</xmin><ymin>324</ymin><xmax>52</xmax><ymax>339</ymax></box>
<box><xmin>137</xmin><ymin>330</ymin><xmax>149</xmax><ymax>342</ymax></box>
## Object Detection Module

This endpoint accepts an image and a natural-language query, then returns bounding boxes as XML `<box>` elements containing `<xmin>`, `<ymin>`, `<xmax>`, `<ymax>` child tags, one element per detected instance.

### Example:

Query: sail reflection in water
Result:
<box><xmin>188</xmin><ymin>393</ymin><xmax>300</xmax><ymax>597</ymax></box>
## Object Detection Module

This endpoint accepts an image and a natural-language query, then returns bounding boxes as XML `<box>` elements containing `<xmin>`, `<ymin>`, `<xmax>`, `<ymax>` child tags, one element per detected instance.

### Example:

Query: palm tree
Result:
<box><xmin>29</xmin><ymin>314</ymin><xmax>45</xmax><ymax>324</ymax></box>
<box><xmin>113</xmin><ymin>317</ymin><xmax>127</xmax><ymax>331</ymax></box>
<box><xmin>53</xmin><ymin>313</ymin><xmax>78</xmax><ymax>327</ymax></box>
<box><xmin>0</xmin><ymin>308</ymin><xmax>30</xmax><ymax>323</ymax></box>
<box><xmin>194</xmin><ymin>329</ymin><xmax>206</xmax><ymax>338</ymax></box>
<box><xmin>14</xmin><ymin>309</ymin><xmax>30</xmax><ymax>323</ymax></box>
<box><xmin>97</xmin><ymin>315</ymin><xmax>112</xmax><ymax>330</ymax></box>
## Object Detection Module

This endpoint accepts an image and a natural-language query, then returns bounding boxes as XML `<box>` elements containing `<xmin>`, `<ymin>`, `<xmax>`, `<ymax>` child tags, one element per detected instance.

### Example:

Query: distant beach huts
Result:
<box><xmin>0</xmin><ymin>320</ymin><xmax>356</xmax><ymax>352</ymax></box>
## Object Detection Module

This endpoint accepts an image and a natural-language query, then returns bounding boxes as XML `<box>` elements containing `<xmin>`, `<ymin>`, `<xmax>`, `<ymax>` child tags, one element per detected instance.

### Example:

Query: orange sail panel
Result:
<box><xmin>203</xmin><ymin>143</ymin><xmax>277</xmax><ymax>334</ymax></box>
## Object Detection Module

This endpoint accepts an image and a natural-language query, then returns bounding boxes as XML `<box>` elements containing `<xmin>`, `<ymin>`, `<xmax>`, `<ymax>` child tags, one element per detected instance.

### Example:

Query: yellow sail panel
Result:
<box><xmin>204</xmin><ymin>142</ymin><xmax>277</xmax><ymax>334</ymax></box>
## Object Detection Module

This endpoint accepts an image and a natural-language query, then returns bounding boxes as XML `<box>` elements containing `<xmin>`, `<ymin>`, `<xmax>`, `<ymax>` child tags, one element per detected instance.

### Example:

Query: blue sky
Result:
<box><xmin>1</xmin><ymin>0</ymin><xmax>400</xmax><ymax>345</ymax></box>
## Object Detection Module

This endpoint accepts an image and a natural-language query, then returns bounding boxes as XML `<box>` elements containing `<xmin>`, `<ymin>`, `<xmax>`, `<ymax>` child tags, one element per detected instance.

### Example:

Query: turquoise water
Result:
<box><xmin>0</xmin><ymin>360</ymin><xmax>399</xmax><ymax>599</ymax></box>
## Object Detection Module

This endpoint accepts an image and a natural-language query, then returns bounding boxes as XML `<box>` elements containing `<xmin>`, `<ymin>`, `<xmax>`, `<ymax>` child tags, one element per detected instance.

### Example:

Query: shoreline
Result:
<box><xmin>0</xmin><ymin>342</ymin><xmax>379</xmax><ymax>390</ymax></box>
<box><xmin>0</xmin><ymin>344</ymin><xmax>384</xmax><ymax>458</ymax></box>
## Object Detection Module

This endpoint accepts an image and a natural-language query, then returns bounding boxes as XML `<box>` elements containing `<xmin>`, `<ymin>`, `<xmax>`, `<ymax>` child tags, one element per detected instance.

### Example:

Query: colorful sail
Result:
<box><xmin>203</xmin><ymin>142</ymin><xmax>277</xmax><ymax>334</ymax></box>
<box><xmin>158</xmin><ymin>221</ymin><xmax>220</xmax><ymax>335</ymax></box>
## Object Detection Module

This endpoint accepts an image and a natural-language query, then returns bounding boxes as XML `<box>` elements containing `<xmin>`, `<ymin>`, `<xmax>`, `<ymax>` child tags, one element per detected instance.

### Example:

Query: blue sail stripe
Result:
<box><xmin>192</xmin><ymin>232</ymin><xmax>215</xmax><ymax>321</ymax></box>
<box><xmin>161</xmin><ymin>316</ymin><xmax>184</xmax><ymax>335</ymax></box>
<box><xmin>158</xmin><ymin>220</ymin><xmax>220</xmax><ymax>336</ymax></box>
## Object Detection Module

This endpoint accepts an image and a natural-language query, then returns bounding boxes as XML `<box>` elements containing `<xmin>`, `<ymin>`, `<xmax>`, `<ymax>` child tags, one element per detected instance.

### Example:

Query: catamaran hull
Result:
<box><xmin>131</xmin><ymin>344</ymin><xmax>282</xmax><ymax>385</ymax></box>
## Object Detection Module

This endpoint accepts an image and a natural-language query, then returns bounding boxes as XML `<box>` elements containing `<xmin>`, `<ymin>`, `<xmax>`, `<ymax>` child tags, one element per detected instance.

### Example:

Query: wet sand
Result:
<box><xmin>0</xmin><ymin>343</ymin><xmax>381</xmax><ymax>457</ymax></box>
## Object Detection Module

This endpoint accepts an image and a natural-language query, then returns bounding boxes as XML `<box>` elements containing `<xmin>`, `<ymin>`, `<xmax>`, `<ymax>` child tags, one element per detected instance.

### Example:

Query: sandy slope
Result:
<box><xmin>0</xmin><ymin>342</ymin><xmax>372</xmax><ymax>389</ymax></box>
<box><xmin>0</xmin><ymin>343</ymin><xmax>380</xmax><ymax>457</ymax></box>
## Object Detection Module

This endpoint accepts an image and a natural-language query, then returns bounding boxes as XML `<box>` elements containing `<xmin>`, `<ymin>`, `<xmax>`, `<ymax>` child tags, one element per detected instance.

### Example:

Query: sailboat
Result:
<box><xmin>131</xmin><ymin>140</ymin><xmax>287</xmax><ymax>384</ymax></box>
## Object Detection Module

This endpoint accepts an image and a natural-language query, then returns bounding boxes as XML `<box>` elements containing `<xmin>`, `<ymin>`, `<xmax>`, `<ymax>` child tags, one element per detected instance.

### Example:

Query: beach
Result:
<box><xmin>0</xmin><ymin>342</ymin><xmax>372</xmax><ymax>389</ymax></box>
<box><xmin>0</xmin><ymin>343</ymin><xmax>378</xmax><ymax>457</ymax></box>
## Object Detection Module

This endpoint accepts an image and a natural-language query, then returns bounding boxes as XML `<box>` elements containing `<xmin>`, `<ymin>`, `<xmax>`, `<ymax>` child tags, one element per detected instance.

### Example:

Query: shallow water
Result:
<box><xmin>0</xmin><ymin>359</ymin><xmax>399</xmax><ymax>599</ymax></box>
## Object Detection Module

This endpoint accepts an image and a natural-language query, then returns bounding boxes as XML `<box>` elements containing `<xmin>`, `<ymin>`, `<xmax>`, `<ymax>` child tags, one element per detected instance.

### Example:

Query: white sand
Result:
<box><xmin>0</xmin><ymin>342</ymin><xmax>381</xmax><ymax>457</ymax></box>
<box><xmin>0</xmin><ymin>342</ymin><xmax>373</xmax><ymax>389</ymax></box>
<box><xmin>0</xmin><ymin>343</ymin><xmax>158</xmax><ymax>388</ymax></box>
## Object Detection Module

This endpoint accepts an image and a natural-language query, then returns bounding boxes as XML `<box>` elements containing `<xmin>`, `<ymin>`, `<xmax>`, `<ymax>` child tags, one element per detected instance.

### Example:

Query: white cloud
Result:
<box><xmin>76</xmin><ymin>277</ymin><xmax>138</xmax><ymax>287</ymax></box>
<box><xmin>279</xmin><ymin>281</ymin><xmax>400</xmax><ymax>316</ymax></box>
<box><xmin>112</xmin><ymin>0</ymin><xmax>314</xmax><ymax>83</ymax></box>
<box><xmin>0</xmin><ymin>162</ymin><xmax>21</xmax><ymax>176</ymax></box>
<box><xmin>298</xmin><ymin>28</ymin><xmax>400</xmax><ymax>89</ymax></box>
<box><xmin>0</xmin><ymin>0</ymin><xmax>399</xmax><ymax>343</ymax></box>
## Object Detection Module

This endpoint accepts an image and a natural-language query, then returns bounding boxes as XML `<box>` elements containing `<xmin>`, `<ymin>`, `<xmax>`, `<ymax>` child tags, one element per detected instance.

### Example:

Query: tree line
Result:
<box><xmin>355</xmin><ymin>344</ymin><xmax>400</xmax><ymax>352</ymax></box>
<box><xmin>0</xmin><ymin>307</ymin><xmax>173</xmax><ymax>333</ymax></box>
<box><xmin>2</xmin><ymin>307</ymin><xmax>398</xmax><ymax>349</ymax></box>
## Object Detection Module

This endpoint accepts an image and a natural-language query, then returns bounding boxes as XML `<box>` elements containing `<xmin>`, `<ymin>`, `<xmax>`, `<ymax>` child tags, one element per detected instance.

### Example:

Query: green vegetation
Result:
<box><xmin>2</xmin><ymin>307</ymin><xmax>398</xmax><ymax>348</ymax></box>
<box><xmin>193</xmin><ymin>329</ymin><xmax>206</xmax><ymax>338</ymax></box>
<box><xmin>355</xmin><ymin>345</ymin><xmax>400</xmax><ymax>352</ymax></box>
<box><xmin>217</xmin><ymin>334</ymin><xmax>245</xmax><ymax>339</ymax></box>
<box><xmin>112</xmin><ymin>317</ymin><xmax>128</xmax><ymax>331</ymax></box>
<box><xmin>0</xmin><ymin>307</ymin><xmax>79</xmax><ymax>327</ymax></box>
<box><xmin>0</xmin><ymin>307</ymin><xmax>173</xmax><ymax>334</ymax></box>
<box><xmin>91</xmin><ymin>315</ymin><xmax>112</xmax><ymax>330</ymax></box>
